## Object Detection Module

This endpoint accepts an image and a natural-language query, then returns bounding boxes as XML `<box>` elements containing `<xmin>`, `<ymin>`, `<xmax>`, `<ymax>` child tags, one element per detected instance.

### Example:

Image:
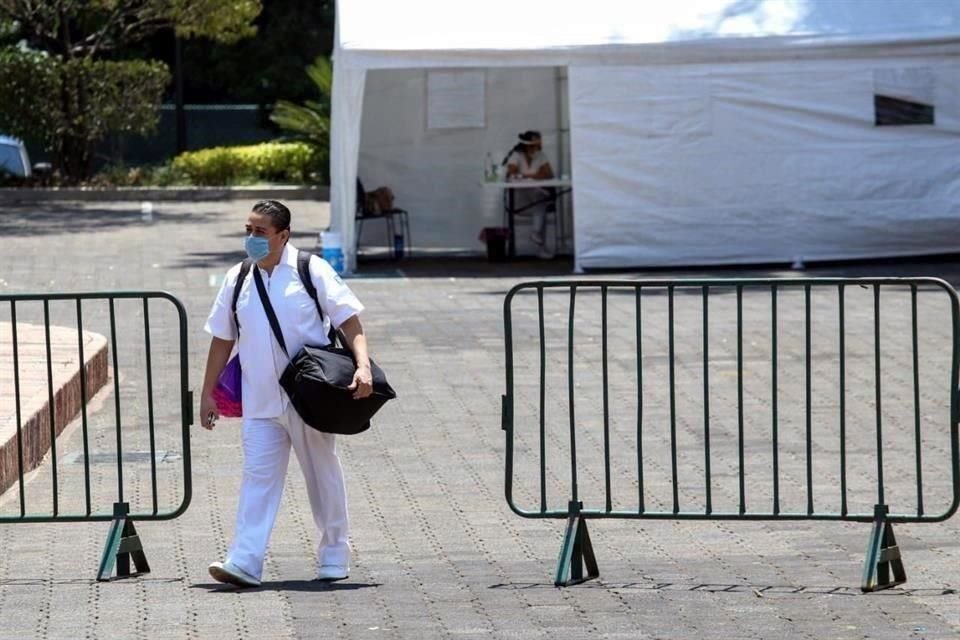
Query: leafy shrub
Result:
<box><xmin>84</xmin><ymin>163</ymin><xmax>185</xmax><ymax>188</ymax></box>
<box><xmin>172</xmin><ymin>142</ymin><xmax>320</xmax><ymax>185</ymax></box>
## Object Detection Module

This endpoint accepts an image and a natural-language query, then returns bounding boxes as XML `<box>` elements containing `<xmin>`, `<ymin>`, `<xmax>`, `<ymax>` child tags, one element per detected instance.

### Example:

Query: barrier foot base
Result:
<box><xmin>97</xmin><ymin>502</ymin><xmax>150</xmax><ymax>582</ymax></box>
<box><xmin>861</xmin><ymin>504</ymin><xmax>906</xmax><ymax>592</ymax></box>
<box><xmin>555</xmin><ymin>502</ymin><xmax>599</xmax><ymax>587</ymax></box>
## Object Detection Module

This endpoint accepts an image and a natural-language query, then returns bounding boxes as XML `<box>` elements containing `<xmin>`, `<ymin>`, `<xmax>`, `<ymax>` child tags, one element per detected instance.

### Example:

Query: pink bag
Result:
<box><xmin>213</xmin><ymin>355</ymin><xmax>242</xmax><ymax>417</ymax></box>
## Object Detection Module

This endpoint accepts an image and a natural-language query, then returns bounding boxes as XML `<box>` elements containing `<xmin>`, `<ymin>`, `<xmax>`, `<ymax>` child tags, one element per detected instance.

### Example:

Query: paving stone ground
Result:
<box><xmin>1</xmin><ymin>199</ymin><xmax>959</xmax><ymax>639</ymax></box>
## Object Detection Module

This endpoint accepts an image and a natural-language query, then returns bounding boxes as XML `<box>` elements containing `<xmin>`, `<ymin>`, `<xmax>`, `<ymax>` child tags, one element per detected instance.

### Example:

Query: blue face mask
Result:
<box><xmin>244</xmin><ymin>235</ymin><xmax>270</xmax><ymax>261</ymax></box>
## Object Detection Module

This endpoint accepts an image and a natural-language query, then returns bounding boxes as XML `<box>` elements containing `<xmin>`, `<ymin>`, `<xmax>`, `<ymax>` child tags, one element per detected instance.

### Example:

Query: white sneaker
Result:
<box><xmin>530</xmin><ymin>230</ymin><xmax>544</xmax><ymax>245</ymax></box>
<box><xmin>316</xmin><ymin>564</ymin><xmax>349</xmax><ymax>582</ymax></box>
<box><xmin>208</xmin><ymin>560</ymin><xmax>261</xmax><ymax>588</ymax></box>
<box><xmin>537</xmin><ymin>247</ymin><xmax>554</xmax><ymax>260</ymax></box>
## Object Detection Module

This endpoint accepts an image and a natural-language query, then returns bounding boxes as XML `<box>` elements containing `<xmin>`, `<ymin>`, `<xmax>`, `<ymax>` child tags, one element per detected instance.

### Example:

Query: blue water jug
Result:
<box><xmin>322</xmin><ymin>247</ymin><xmax>345</xmax><ymax>274</ymax></box>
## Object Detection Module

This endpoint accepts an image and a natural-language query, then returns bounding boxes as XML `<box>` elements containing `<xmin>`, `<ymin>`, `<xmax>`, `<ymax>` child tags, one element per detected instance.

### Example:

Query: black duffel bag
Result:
<box><xmin>280</xmin><ymin>344</ymin><xmax>395</xmax><ymax>434</ymax></box>
<box><xmin>253</xmin><ymin>265</ymin><xmax>396</xmax><ymax>435</ymax></box>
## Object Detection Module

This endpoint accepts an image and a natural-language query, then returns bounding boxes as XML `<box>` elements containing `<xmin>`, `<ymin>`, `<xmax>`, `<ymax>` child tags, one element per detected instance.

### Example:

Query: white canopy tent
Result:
<box><xmin>331</xmin><ymin>0</ymin><xmax>960</xmax><ymax>272</ymax></box>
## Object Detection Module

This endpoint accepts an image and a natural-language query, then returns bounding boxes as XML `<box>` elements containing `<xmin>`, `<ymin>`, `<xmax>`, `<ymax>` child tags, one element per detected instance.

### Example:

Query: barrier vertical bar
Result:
<box><xmin>503</xmin><ymin>285</ymin><xmax>516</xmax><ymax>513</ymax></box>
<box><xmin>948</xmin><ymin>280</ymin><xmax>960</xmax><ymax>520</ymax></box>
<box><xmin>76</xmin><ymin>299</ymin><xmax>92</xmax><ymax>515</ymax></box>
<box><xmin>109</xmin><ymin>298</ymin><xmax>124</xmax><ymax>504</ymax></box>
<box><xmin>635</xmin><ymin>287</ymin><xmax>645</xmax><ymax>513</ymax></box>
<box><xmin>143</xmin><ymin>297</ymin><xmax>159</xmax><ymax>515</ymax></box>
<box><xmin>911</xmin><ymin>285</ymin><xmax>923</xmax><ymax>517</ymax></box>
<box><xmin>10</xmin><ymin>301</ymin><xmax>26</xmax><ymax>516</ymax></box>
<box><xmin>568</xmin><ymin>286</ymin><xmax>578</xmax><ymax>504</ymax></box>
<box><xmin>737</xmin><ymin>286</ymin><xmax>745</xmax><ymax>514</ymax></box>
<box><xmin>668</xmin><ymin>285</ymin><xmax>679</xmax><ymax>514</ymax></box>
<box><xmin>538</xmin><ymin>287</ymin><xmax>547</xmax><ymax>513</ymax></box>
<box><xmin>703</xmin><ymin>286</ymin><xmax>712</xmax><ymax>515</ymax></box>
<box><xmin>771</xmin><ymin>286</ymin><xmax>780</xmax><ymax>515</ymax></box>
<box><xmin>805</xmin><ymin>285</ymin><xmax>813</xmax><ymax>515</ymax></box>
<box><xmin>874</xmin><ymin>285</ymin><xmax>885</xmax><ymax>505</ymax></box>
<box><xmin>43</xmin><ymin>300</ymin><xmax>59</xmax><ymax>516</ymax></box>
<box><xmin>839</xmin><ymin>285</ymin><xmax>848</xmax><ymax>517</ymax></box>
<box><xmin>176</xmin><ymin>291</ymin><xmax>193</xmax><ymax>511</ymax></box>
<box><xmin>601</xmin><ymin>286</ymin><xmax>612</xmax><ymax>513</ymax></box>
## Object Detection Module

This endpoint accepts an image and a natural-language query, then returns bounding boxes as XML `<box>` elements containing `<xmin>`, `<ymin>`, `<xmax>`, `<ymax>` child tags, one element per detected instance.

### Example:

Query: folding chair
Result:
<box><xmin>355</xmin><ymin>178</ymin><xmax>412</xmax><ymax>259</ymax></box>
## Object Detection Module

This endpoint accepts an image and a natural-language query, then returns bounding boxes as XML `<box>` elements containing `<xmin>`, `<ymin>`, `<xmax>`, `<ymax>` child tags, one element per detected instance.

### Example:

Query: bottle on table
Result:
<box><xmin>485</xmin><ymin>152</ymin><xmax>498</xmax><ymax>182</ymax></box>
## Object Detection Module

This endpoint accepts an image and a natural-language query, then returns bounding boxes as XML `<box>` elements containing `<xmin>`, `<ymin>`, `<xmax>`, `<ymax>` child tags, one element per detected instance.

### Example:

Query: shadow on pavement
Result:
<box><xmin>0</xmin><ymin>576</ymin><xmax>184</xmax><ymax>586</ymax></box>
<box><xmin>489</xmin><ymin>581</ymin><xmax>957</xmax><ymax>597</ymax></box>
<box><xmin>177</xmin><ymin>249</ymin><xmax>249</xmax><ymax>270</ymax></box>
<box><xmin>354</xmin><ymin>252</ymin><xmax>960</xmax><ymax>285</ymax></box>
<box><xmin>354</xmin><ymin>255</ymin><xmax>576</xmax><ymax>279</ymax></box>
<box><xmin>0</xmin><ymin>203</ymin><xmax>222</xmax><ymax>237</ymax></box>
<box><xmin>191</xmin><ymin>580</ymin><xmax>381</xmax><ymax>593</ymax></box>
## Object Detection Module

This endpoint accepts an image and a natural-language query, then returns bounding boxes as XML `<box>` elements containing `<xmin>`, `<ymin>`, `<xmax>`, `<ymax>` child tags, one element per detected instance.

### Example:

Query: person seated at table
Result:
<box><xmin>504</xmin><ymin>131</ymin><xmax>554</xmax><ymax>256</ymax></box>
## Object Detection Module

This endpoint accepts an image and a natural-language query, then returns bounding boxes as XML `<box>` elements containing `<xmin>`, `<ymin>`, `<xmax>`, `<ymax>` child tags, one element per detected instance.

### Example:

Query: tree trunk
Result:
<box><xmin>55</xmin><ymin>64</ymin><xmax>93</xmax><ymax>184</ymax></box>
<box><xmin>56</xmin><ymin>134</ymin><xmax>93</xmax><ymax>184</ymax></box>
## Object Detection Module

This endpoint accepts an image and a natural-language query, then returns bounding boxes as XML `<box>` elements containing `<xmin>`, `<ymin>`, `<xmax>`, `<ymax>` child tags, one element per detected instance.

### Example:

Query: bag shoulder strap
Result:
<box><xmin>297</xmin><ymin>250</ymin><xmax>339</xmax><ymax>346</ymax></box>
<box><xmin>252</xmin><ymin>266</ymin><xmax>289</xmax><ymax>356</ymax></box>
<box><xmin>231</xmin><ymin>258</ymin><xmax>253</xmax><ymax>336</ymax></box>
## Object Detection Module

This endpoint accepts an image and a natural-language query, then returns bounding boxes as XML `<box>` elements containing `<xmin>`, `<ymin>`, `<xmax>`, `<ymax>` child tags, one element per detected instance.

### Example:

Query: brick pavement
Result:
<box><xmin>0</xmin><ymin>199</ymin><xmax>958</xmax><ymax>639</ymax></box>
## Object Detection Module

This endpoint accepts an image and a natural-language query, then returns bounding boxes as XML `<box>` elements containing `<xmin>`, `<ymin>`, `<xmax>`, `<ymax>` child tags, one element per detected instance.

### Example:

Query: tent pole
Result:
<box><xmin>555</xmin><ymin>66</ymin><xmax>570</xmax><ymax>254</ymax></box>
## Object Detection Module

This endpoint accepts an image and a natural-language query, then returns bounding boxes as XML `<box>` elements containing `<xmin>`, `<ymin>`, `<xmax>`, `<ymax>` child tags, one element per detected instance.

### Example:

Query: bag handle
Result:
<box><xmin>252</xmin><ymin>266</ymin><xmax>290</xmax><ymax>357</ymax></box>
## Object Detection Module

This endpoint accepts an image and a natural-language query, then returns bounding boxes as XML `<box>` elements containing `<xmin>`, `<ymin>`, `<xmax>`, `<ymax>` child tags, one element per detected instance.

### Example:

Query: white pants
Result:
<box><xmin>515</xmin><ymin>189</ymin><xmax>549</xmax><ymax>244</ymax></box>
<box><xmin>226</xmin><ymin>406</ymin><xmax>350</xmax><ymax>580</ymax></box>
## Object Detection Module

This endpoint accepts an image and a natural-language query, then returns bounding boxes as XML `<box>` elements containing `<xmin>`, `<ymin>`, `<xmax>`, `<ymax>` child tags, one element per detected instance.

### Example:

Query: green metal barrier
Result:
<box><xmin>0</xmin><ymin>291</ymin><xmax>193</xmax><ymax>581</ymax></box>
<box><xmin>502</xmin><ymin>278</ymin><xmax>960</xmax><ymax>591</ymax></box>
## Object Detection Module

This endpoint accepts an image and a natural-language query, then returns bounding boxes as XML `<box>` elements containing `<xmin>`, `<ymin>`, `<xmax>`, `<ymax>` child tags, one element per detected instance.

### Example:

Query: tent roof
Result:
<box><xmin>336</xmin><ymin>0</ymin><xmax>960</xmax><ymax>68</ymax></box>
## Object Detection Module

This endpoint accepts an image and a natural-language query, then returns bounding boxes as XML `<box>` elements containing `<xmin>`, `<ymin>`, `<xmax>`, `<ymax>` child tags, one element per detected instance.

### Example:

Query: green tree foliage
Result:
<box><xmin>0</xmin><ymin>0</ymin><xmax>260</xmax><ymax>57</ymax></box>
<box><xmin>0</xmin><ymin>48</ymin><xmax>59</xmax><ymax>139</ymax></box>
<box><xmin>176</xmin><ymin>0</ymin><xmax>334</xmax><ymax>104</ymax></box>
<box><xmin>270</xmin><ymin>55</ymin><xmax>331</xmax><ymax>181</ymax></box>
<box><xmin>0</xmin><ymin>50</ymin><xmax>170</xmax><ymax>179</ymax></box>
<box><xmin>0</xmin><ymin>0</ymin><xmax>261</xmax><ymax>182</ymax></box>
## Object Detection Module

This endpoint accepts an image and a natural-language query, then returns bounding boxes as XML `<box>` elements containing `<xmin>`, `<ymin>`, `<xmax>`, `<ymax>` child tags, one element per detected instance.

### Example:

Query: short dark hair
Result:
<box><xmin>519</xmin><ymin>130</ymin><xmax>542</xmax><ymax>143</ymax></box>
<box><xmin>252</xmin><ymin>200</ymin><xmax>291</xmax><ymax>231</ymax></box>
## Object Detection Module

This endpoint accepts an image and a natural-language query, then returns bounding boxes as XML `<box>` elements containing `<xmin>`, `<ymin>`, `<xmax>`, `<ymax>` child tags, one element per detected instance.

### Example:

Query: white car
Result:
<box><xmin>0</xmin><ymin>135</ymin><xmax>32</xmax><ymax>177</ymax></box>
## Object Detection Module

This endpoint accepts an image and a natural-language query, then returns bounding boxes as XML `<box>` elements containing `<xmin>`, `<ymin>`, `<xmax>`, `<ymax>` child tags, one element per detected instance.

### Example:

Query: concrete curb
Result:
<box><xmin>0</xmin><ymin>324</ymin><xmax>109</xmax><ymax>498</ymax></box>
<box><xmin>0</xmin><ymin>185</ymin><xmax>329</xmax><ymax>204</ymax></box>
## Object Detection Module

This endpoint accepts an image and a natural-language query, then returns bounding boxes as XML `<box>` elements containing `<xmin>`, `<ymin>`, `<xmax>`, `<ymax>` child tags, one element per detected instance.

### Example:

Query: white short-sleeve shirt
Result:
<box><xmin>507</xmin><ymin>149</ymin><xmax>549</xmax><ymax>176</ymax></box>
<box><xmin>204</xmin><ymin>243</ymin><xmax>364</xmax><ymax>419</ymax></box>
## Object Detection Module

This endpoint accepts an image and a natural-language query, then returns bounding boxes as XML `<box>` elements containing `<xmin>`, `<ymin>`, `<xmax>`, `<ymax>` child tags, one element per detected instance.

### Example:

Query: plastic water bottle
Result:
<box><xmin>393</xmin><ymin>234</ymin><xmax>405</xmax><ymax>259</ymax></box>
<box><xmin>485</xmin><ymin>152</ymin><xmax>496</xmax><ymax>182</ymax></box>
<box><xmin>320</xmin><ymin>230</ymin><xmax>345</xmax><ymax>274</ymax></box>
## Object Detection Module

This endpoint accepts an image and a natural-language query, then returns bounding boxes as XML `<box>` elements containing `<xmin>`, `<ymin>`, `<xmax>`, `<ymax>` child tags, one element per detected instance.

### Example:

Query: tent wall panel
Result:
<box><xmin>570</xmin><ymin>59</ymin><xmax>960</xmax><ymax>269</ymax></box>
